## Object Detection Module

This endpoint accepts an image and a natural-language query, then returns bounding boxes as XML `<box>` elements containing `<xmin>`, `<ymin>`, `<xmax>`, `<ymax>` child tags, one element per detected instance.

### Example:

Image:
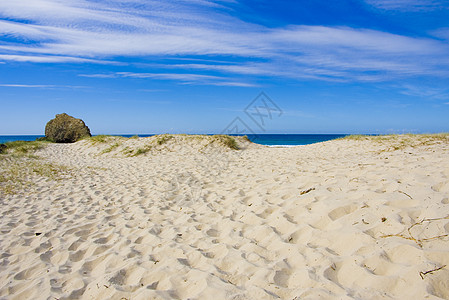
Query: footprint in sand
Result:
<box><xmin>432</xmin><ymin>181</ymin><xmax>449</xmax><ymax>192</ymax></box>
<box><xmin>328</xmin><ymin>204</ymin><xmax>358</xmax><ymax>221</ymax></box>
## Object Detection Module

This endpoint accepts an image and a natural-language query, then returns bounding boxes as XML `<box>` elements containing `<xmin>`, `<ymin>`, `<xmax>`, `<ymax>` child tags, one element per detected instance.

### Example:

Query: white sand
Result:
<box><xmin>1</xmin><ymin>135</ymin><xmax>449</xmax><ymax>299</ymax></box>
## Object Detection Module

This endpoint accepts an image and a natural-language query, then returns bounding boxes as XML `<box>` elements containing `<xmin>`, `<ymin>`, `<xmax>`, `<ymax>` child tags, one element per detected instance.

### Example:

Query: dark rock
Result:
<box><xmin>45</xmin><ymin>113</ymin><xmax>91</xmax><ymax>143</ymax></box>
<box><xmin>0</xmin><ymin>144</ymin><xmax>6</xmax><ymax>154</ymax></box>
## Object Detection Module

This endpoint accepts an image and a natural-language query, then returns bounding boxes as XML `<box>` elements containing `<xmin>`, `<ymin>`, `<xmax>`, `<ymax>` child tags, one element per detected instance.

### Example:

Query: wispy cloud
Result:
<box><xmin>0</xmin><ymin>83</ymin><xmax>86</xmax><ymax>89</ymax></box>
<box><xmin>397</xmin><ymin>84</ymin><xmax>449</xmax><ymax>100</ymax></box>
<box><xmin>1</xmin><ymin>0</ymin><xmax>448</xmax><ymax>84</ymax></box>
<box><xmin>80</xmin><ymin>72</ymin><xmax>257</xmax><ymax>87</ymax></box>
<box><xmin>365</xmin><ymin>0</ymin><xmax>447</xmax><ymax>11</ymax></box>
<box><xmin>0</xmin><ymin>54</ymin><xmax>116</xmax><ymax>64</ymax></box>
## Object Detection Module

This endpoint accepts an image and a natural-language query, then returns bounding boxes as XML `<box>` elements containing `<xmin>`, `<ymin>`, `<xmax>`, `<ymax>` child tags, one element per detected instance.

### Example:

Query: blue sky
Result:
<box><xmin>1</xmin><ymin>0</ymin><xmax>449</xmax><ymax>135</ymax></box>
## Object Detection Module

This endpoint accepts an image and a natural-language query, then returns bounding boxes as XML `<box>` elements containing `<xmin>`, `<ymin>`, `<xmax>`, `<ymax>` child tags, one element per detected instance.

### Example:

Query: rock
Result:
<box><xmin>45</xmin><ymin>113</ymin><xmax>91</xmax><ymax>143</ymax></box>
<box><xmin>0</xmin><ymin>144</ymin><xmax>6</xmax><ymax>154</ymax></box>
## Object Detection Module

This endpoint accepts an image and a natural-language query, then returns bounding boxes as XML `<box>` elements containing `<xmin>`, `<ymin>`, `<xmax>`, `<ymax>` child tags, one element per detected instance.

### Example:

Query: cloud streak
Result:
<box><xmin>0</xmin><ymin>0</ymin><xmax>448</xmax><ymax>84</ymax></box>
<box><xmin>365</xmin><ymin>0</ymin><xmax>447</xmax><ymax>11</ymax></box>
<box><xmin>0</xmin><ymin>83</ymin><xmax>86</xmax><ymax>89</ymax></box>
<box><xmin>79</xmin><ymin>72</ymin><xmax>257</xmax><ymax>87</ymax></box>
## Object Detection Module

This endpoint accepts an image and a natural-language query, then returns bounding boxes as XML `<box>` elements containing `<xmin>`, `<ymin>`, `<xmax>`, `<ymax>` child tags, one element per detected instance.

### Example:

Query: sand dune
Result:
<box><xmin>1</xmin><ymin>134</ymin><xmax>449</xmax><ymax>299</ymax></box>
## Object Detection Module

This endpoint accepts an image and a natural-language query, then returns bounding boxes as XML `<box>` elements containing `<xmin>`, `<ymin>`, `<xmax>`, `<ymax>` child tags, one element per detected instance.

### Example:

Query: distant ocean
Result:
<box><xmin>0</xmin><ymin>134</ymin><xmax>347</xmax><ymax>147</ymax></box>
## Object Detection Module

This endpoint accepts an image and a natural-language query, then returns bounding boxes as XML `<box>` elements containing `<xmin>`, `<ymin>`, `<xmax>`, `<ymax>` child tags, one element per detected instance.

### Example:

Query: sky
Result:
<box><xmin>1</xmin><ymin>0</ymin><xmax>449</xmax><ymax>135</ymax></box>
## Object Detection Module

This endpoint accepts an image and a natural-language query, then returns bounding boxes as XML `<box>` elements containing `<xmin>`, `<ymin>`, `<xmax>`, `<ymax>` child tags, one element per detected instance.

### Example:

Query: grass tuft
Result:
<box><xmin>100</xmin><ymin>143</ymin><xmax>121</xmax><ymax>154</ymax></box>
<box><xmin>155</xmin><ymin>134</ymin><xmax>174</xmax><ymax>145</ymax></box>
<box><xmin>132</xmin><ymin>145</ymin><xmax>152</xmax><ymax>156</ymax></box>
<box><xmin>212</xmin><ymin>135</ymin><xmax>240</xmax><ymax>150</ymax></box>
<box><xmin>0</xmin><ymin>156</ymin><xmax>71</xmax><ymax>195</ymax></box>
<box><xmin>88</xmin><ymin>135</ymin><xmax>113</xmax><ymax>144</ymax></box>
<box><xmin>2</xmin><ymin>140</ymin><xmax>50</xmax><ymax>156</ymax></box>
<box><xmin>341</xmin><ymin>133</ymin><xmax>449</xmax><ymax>152</ymax></box>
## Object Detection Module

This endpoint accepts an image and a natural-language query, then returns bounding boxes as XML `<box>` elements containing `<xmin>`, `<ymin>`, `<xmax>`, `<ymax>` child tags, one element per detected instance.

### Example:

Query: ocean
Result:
<box><xmin>0</xmin><ymin>134</ymin><xmax>347</xmax><ymax>147</ymax></box>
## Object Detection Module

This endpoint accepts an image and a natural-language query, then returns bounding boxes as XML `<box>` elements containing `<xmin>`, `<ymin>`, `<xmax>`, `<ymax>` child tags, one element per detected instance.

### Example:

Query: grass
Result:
<box><xmin>132</xmin><ymin>145</ymin><xmax>152</xmax><ymax>156</ymax></box>
<box><xmin>0</xmin><ymin>138</ymin><xmax>73</xmax><ymax>195</ymax></box>
<box><xmin>87</xmin><ymin>134</ymin><xmax>244</xmax><ymax>157</ymax></box>
<box><xmin>0</xmin><ymin>152</ymin><xmax>71</xmax><ymax>195</ymax></box>
<box><xmin>155</xmin><ymin>134</ymin><xmax>174</xmax><ymax>145</ymax></box>
<box><xmin>87</xmin><ymin>135</ymin><xmax>113</xmax><ymax>144</ymax></box>
<box><xmin>211</xmin><ymin>135</ymin><xmax>240</xmax><ymax>150</ymax></box>
<box><xmin>121</xmin><ymin>146</ymin><xmax>134</xmax><ymax>156</ymax></box>
<box><xmin>341</xmin><ymin>133</ymin><xmax>449</xmax><ymax>151</ymax></box>
<box><xmin>1</xmin><ymin>140</ymin><xmax>51</xmax><ymax>156</ymax></box>
<box><xmin>100</xmin><ymin>142</ymin><xmax>121</xmax><ymax>154</ymax></box>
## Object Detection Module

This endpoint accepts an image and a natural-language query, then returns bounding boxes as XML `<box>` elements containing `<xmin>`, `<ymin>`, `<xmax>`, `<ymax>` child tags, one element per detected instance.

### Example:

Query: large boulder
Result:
<box><xmin>45</xmin><ymin>113</ymin><xmax>91</xmax><ymax>143</ymax></box>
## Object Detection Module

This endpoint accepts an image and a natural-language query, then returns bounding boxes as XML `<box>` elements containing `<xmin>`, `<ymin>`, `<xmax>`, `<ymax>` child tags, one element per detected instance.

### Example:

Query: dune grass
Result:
<box><xmin>211</xmin><ymin>135</ymin><xmax>240</xmax><ymax>150</ymax></box>
<box><xmin>1</xmin><ymin>140</ymin><xmax>51</xmax><ymax>156</ymax></box>
<box><xmin>0</xmin><ymin>142</ymin><xmax>71</xmax><ymax>195</ymax></box>
<box><xmin>86</xmin><ymin>134</ymin><xmax>245</xmax><ymax>157</ymax></box>
<box><xmin>87</xmin><ymin>135</ymin><xmax>113</xmax><ymax>144</ymax></box>
<box><xmin>132</xmin><ymin>145</ymin><xmax>153</xmax><ymax>156</ymax></box>
<box><xmin>155</xmin><ymin>134</ymin><xmax>174</xmax><ymax>145</ymax></box>
<box><xmin>100</xmin><ymin>143</ymin><xmax>121</xmax><ymax>154</ymax></box>
<box><xmin>0</xmin><ymin>158</ymin><xmax>72</xmax><ymax>195</ymax></box>
<box><xmin>342</xmin><ymin>133</ymin><xmax>449</xmax><ymax>151</ymax></box>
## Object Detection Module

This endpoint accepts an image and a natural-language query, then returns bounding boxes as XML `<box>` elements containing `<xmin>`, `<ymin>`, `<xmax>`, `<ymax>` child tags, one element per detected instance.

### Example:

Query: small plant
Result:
<box><xmin>3</xmin><ymin>140</ymin><xmax>50</xmax><ymax>156</ymax></box>
<box><xmin>101</xmin><ymin>143</ymin><xmax>121</xmax><ymax>154</ymax></box>
<box><xmin>36</xmin><ymin>136</ymin><xmax>54</xmax><ymax>142</ymax></box>
<box><xmin>132</xmin><ymin>145</ymin><xmax>152</xmax><ymax>156</ymax></box>
<box><xmin>88</xmin><ymin>135</ymin><xmax>112</xmax><ymax>144</ymax></box>
<box><xmin>155</xmin><ymin>134</ymin><xmax>174</xmax><ymax>145</ymax></box>
<box><xmin>0</xmin><ymin>156</ymin><xmax>71</xmax><ymax>195</ymax></box>
<box><xmin>342</xmin><ymin>133</ymin><xmax>449</xmax><ymax>152</ymax></box>
<box><xmin>121</xmin><ymin>146</ymin><xmax>134</xmax><ymax>156</ymax></box>
<box><xmin>212</xmin><ymin>135</ymin><xmax>239</xmax><ymax>150</ymax></box>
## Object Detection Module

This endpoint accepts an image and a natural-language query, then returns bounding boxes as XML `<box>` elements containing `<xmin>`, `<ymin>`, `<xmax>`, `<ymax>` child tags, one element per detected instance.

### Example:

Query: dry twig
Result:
<box><xmin>381</xmin><ymin>216</ymin><xmax>449</xmax><ymax>247</ymax></box>
<box><xmin>419</xmin><ymin>265</ymin><xmax>446</xmax><ymax>279</ymax></box>
<box><xmin>300</xmin><ymin>188</ymin><xmax>315</xmax><ymax>195</ymax></box>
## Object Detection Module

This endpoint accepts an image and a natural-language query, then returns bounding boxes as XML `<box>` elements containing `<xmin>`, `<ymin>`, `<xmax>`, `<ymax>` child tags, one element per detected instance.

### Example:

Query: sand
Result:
<box><xmin>1</xmin><ymin>134</ymin><xmax>449</xmax><ymax>299</ymax></box>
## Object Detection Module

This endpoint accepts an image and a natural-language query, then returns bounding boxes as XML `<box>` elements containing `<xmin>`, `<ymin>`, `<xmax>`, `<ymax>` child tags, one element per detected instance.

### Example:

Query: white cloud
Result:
<box><xmin>396</xmin><ymin>84</ymin><xmax>449</xmax><ymax>100</ymax></box>
<box><xmin>0</xmin><ymin>83</ymin><xmax>86</xmax><ymax>88</ymax></box>
<box><xmin>80</xmin><ymin>71</ymin><xmax>257</xmax><ymax>87</ymax></box>
<box><xmin>0</xmin><ymin>0</ymin><xmax>448</xmax><ymax>84</ymax></box>
<box><xmin>0</xmin><ymin>54</ymin><xmax>115</xmax><ymax>64</ymax></box>
<box><xmin>365</xmin><ymin>0</ymin><xmax>446</xmax><ymax>11</ymax></box>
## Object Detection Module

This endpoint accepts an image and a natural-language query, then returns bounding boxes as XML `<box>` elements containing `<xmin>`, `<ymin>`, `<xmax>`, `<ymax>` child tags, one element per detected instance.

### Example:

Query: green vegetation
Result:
<box><xmin>342</xmin><ymin>133</ymin><xmax>449</xmax><ymax>151</ymax></box>
<box><xmin>0</xmin><ymin>144</ymin><xmax>71</xmax><ymax>195</ymax></box>
<box><xmin>1</xmin><ymin>140</ymin><xmax>51</xmax><ymax>156</ymax></box>
<box><xmin>36</xmin><ymin>136</ymin><xmax>54</xmax><ymax>142</ymax></box>
<box><xmin>155</xmin><ymin>134</ymin><xmax>174</xmax><ymax>145</ymax></box>
<box><xmin>1</xmin><ymin>158</ymin><xmax>71</xmax><ymax>195</ymax></box>
<box><xmin>132</xmin><ymin>145</ymin><xmax>152</xmax><ymax>156</ymax></box>
<box><xmin>121</xmin><ymin>146</ymin><xmax>134</xmax><ymax>156</ymax></box>
<box><xmin>211</xmin><ymin>135</ymin><xmax>240</xmax><ymax>150</ymax></box>
<box><xmin>87</xmin><ymin>134</ymin><xmax>245</xmax><ymax>157</ymax></box>
<box><xmin>88</xmin><ymin>135</ymin><xmax>112</xmax><ymax>144</ymax></box>
<box><xmin>100</xmin><ymin>142</ymin><xmax>121</xmax><ymax>154</ymax></box>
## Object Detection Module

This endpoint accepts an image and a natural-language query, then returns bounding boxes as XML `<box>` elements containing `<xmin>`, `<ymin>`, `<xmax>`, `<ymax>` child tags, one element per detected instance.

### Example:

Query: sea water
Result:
<box><xmin>0</xmin><ymin>134</ymin><xmax>347</xmax><ymax>146</ymax></box>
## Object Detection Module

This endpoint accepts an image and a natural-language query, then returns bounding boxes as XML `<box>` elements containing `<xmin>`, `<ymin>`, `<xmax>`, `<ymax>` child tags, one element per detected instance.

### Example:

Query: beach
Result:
<box><xmin>1</xmin><ymin>134</ymin><xmax>449</xmax><ymax>299</ymax></box>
